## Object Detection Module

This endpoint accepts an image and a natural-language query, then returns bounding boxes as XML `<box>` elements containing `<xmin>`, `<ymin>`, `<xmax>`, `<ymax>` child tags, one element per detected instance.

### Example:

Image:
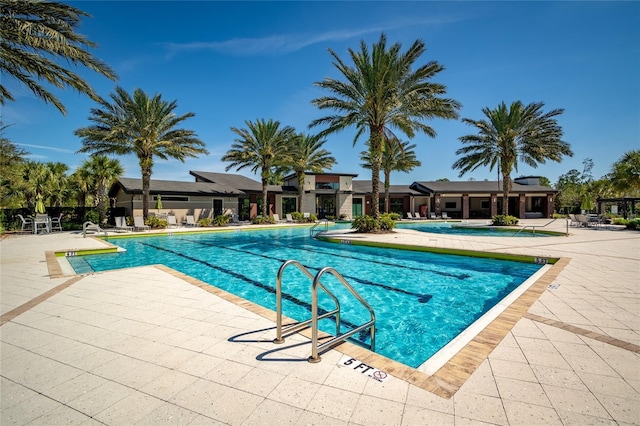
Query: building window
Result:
<box><xmin>445</xmin><ymin>201</ymin><xmax>456</xmax><ymax>209</ymax></box>
<box><xmin>315</xmin><ymin>182</ymin><xmax>339</xmax><ymax>190</ymax></box>
<box><xmin>481</xmin><ymin>200</ymin><xmax>490</xmax><ymax>209</ymax></box>
<box><xmin>282</xmin><ymin>197</ymin><xmax>297</xmax><ymax>214</ymax></box>
<box><xmin>153</xmin><ymin>195</ymin><xmax>188</xmax><ymax>202</ymax></box>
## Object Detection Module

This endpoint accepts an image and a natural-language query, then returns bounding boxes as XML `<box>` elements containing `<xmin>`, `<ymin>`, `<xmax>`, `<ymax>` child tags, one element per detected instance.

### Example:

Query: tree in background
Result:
<box><xmin>311</xmin><ymin>33</ymin><xmax>460</xmax><ymax>219</ymax></box>
<box><xmin>76</xmin><ymin>86</ymin><xmax>208</xmax><ymax>219</ymax></box>
<box><xmin>0</xmin><ymin>0</ymin><xmax>117</xmax><ymax>114</ymax></box>
<box><xmin>222</xmin><ymin>119</ymin><xmax>296</xmax><ymax>218</ymax></box>
<box><xmin>79</xmin><ymin>155</ymin><xmax>123</xmax><ymax>223</ymax></box>
<box><xmin>286</xmin><ymin>133</ymin><xmax>336</xmax><ymax>213</ymax></box>
<box><xmin>45</xmin><ymin>162</ymin><xmax>69</xmax><ymax>208</ymax></box>
<box><xmin>454</xmin><ymin>101</ymin><xmax>573</xmax><ymax>215</ymax></box>
<box><xmin>610</xmin><ymin>150</ymin><xmax>640</xmax><ymax>195</ymax></box>
<box><xmin>0</xmin><ymin>126</ymin><xmax>28</xmax><ymax>208</ymax></box>
<box><xmin>361</xmin><ymin>138</ymin><xmax>421</xmax><ymax>213</ymax></box>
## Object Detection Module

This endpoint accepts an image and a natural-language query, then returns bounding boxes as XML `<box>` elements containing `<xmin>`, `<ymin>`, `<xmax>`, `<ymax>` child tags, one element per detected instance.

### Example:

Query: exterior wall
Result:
<box><xmin>301</xmin><ymin>192</ymin><xmax>316</xmax><ymax>215</ymax></box>
<box><xmin>339</xmin><ymin>176</ymin><xmax>353</xmax><ymax>192</ymax></box>
<box><xmin>336</xmin><ymin>193</ymin><xmax>352</xmax><ymax>219</ymax></box>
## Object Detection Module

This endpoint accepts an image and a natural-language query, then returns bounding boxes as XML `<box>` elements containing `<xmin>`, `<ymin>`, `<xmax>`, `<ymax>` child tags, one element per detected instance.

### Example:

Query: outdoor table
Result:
<box><xmin>33</xmin><ymin>216</ymin><xmax>51</xmax><ymax>234</ymax></box>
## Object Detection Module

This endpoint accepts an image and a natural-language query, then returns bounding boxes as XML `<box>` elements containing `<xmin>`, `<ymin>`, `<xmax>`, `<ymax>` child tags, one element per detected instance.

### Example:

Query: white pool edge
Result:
<box><xmin>417</xmin><ymin>264</ymin><xmax>552</xmax><ymax>375</ymax></box>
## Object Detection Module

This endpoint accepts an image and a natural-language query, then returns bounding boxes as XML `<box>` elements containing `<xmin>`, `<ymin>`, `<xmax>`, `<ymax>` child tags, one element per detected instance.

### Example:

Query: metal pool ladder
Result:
<box><xmin>273</xmin><ymin>259</ymin><xmax>376</xmax><ymax>363</ymax></box>
<box><xmin>309</xmin><ymin>218</ymin><xmax>329</xmax><ymax>237</ymax></box>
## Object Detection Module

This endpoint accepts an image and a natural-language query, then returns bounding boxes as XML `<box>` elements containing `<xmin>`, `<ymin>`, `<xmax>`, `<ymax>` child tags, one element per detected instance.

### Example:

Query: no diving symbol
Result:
<box><xmin>372</xmin><ymin>370</ymin><xmax>387</xmax><ymax>382</ymax></box>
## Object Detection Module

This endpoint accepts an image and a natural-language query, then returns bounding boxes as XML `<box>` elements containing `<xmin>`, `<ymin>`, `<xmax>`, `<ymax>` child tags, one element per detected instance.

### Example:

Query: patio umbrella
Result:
<box><xmin>155</xmin><ymin>195</ymin><xmax>162</xmax><ymax>210</ymax></box>
<box><xmin>35</xmin><ymin>196</ymin><xmax>45</xmax><ymax>214</ymax></box>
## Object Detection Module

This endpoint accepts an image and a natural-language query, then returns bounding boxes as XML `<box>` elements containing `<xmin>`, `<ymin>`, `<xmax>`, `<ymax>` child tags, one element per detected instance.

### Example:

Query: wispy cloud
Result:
<box><xmin>162</xmin><ymin>15</ymin><xmax>464</xmax><ymax>58</ymax></box>
<box><xmin>16</xmin><ymin>143</ymin><xmax>76</xmax><ymax>154</ymax></box>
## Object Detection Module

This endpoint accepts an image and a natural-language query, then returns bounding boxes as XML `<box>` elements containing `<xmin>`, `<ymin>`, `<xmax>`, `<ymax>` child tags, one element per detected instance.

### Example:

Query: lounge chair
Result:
<box><xmin>166</xmin><ymin>215</ymin><xmax>179</xmax><ymax>228</ymax></box>
<box><xmin>286</xmin><ymin>213</ymin><xmax>294</xmax><ymax>223</ymax></box>
<box><xmin>429</xmin><ymin>212</ymin><xmax>437</xmax><ymax>220</ymax></box>
<box><xmin>568</xmin><ymin>214</ymin><xmax>579</xmax><ymax>227</ymax></box>
<box><xmin>574</xmin><ymin>214</ymin><xmax>590</xmax><ymax>227</ymax></box>
<box><xmin>133</xmin><ymin>216</ymin><xmax>150</xmax><ymax>231</ymax></box>
<box><xmin>441</xmin><ymin>212</ymin><xmax>449</xmax><ymax>220</ymax></box>
<box><xmin>114</xmin><ymin>216</ymin><xmax>133</xmax><ymax>232</ymax></box>
<box><xmin>414</xmin><ymin>212</ymin><xmax>425</xmax><ymax>220</ymax></box>
<box><xmin>406</xmin><ymin>212</ymin><xmax>414</xmax><ymax>220</ymax></box>
<box><xmin>272</xmin><ymin>214</ymin><xmax>281</xmax><ymax>223</ymax></box>
<box><xmin>17</xmin><ymin>214</ymin><xmax>33</xmax><ymax>233</ymax></box>
<box><xmin>185</xmin><ymin>215</ymin><xmax>197</xmax><ymax>227</ymax></box>
<box><xmin>82</xmin><ymin>221</ymin><xmax>102</xmax><ymax>237</ymax></box>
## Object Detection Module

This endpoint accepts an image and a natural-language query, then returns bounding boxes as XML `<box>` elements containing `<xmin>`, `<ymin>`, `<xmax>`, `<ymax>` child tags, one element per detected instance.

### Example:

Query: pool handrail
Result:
<box><xmin>310</xmin><ymin>218</ymin><xmax>329</xmax><ymax>238</ymax></box>
<box><xmin>512</xmin><ymin>218</ymin><xmax>568</xmax><ymax>236</ymax></box>
<box><xmin>309</xmin><ymin>266</ymin><xmax>376</xmax><ymax>363</ymax></box>
<box><xmin>273</xmin><ymin>259</ymin><xmax>376</xmax><ymax>363</ymax></box>
<box><xmin>273</xmin><ymin>260</ymin><xmax>341</xmax><ymax>344</ymax></box>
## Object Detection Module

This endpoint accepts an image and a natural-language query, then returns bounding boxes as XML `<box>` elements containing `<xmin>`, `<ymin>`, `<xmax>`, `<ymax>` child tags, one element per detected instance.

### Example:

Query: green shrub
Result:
<box><xmin>614</xmin><ymin>218</ymin><xmax>640</xmax><ymax>229</ymax></box>
<box><xmin>387</xmin><ymin>212</ymin><xmax>401</xmax><ymax>221</ymax></box>
<box><xmin>290</xmin><ymin>212</ymin><xmax>317</xmax><ymax>222</ymax></box>
<box><xmin>146</xmin><ymin>216</ymin><xmax>167</xmax><ymax>229</ymax></box>
<box><xmin>85</xmin><ymin>210</ymin><xmax>99</xmax><ymax>223</ymax></box>
<box><xmin>491</xmin><ymin>215</ymin><xmax>519</xmax><ymax>226</ymax></box>
<box><xmin>213</xmin><ymin>214</ymin><xmax>231</xmax><ymax>226</ymax></box>
<box><xmin>252</xmin><ymin>216</ymin><xmax>273</xmax><ymax>224</ymax></box>
<box><xmin>197</xmin><ymin>217</ymin><xmax>212</xmax><ymax>227</ymax></box>
<box><xmin>351</xmin><ymin>214</ymin><xmax>396</xmax><ymax>233</ymax></box>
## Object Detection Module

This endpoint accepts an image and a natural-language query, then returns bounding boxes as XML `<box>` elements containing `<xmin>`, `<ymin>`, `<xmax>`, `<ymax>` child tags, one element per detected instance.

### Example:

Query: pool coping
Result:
<box><xmin>40</xmin><ymin>232</ymin><xmax>575</xmax><ymax>399</ymax></box>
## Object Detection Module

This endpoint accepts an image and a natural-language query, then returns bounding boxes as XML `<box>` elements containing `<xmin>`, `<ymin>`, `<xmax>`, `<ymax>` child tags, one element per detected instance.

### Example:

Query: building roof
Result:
<box><xmin>111</xmin><ymin>177</ymin><xmax>244</xmax><ymax>196</ymax></box>
<box><xmin>189</xmin><ymin>171</ymin><xmax>294</xmax><ymax>193</ymax></box>
<box><xmin>410</xmin><ymin>180</ymin><xmax>556</xmax><ymax>194</ymax></box>
<box><xmin>352</xmin><ymin>180</ymin><xmax>422</xmax><ymax>195</ymax></box>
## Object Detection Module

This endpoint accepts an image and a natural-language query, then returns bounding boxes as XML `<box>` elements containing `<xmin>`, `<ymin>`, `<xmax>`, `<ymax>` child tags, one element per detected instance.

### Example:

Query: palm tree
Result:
<box><xmin>45</xmin><ymin>162</ymin><xmax>69</xmax><ymax>207</ymax></box>
<box><xmin>453</xmin><ymin>101</ymin><xmax>573</xmax><ymax>216</ymax></box>
<box><xmin>286</xmin><ymin>133</ymin><xmax>336</xmax><ymax>213</ymax></box>
<box><xmin>20</xmin><ymin>161</ymin><xmax>52</xmax><ymax>211</ymax></box>
<box><xmin>610</xmin><ymin>150</ymin><xmax>640</xmax><ymax>195</ymax></box>
<box><xmin>0</xmin><ymin>0</ymin><xmax>117</xmax><ymax>115</ymax></box>
<box><xmin>75</xmin><ymin>86</ymin><xmax>208</xmax><ymax>219</ymax></box>
<box><xmin>222</xmin><ymin>119</ymin><xmax>296</xmax><ymax>218</ymax></box>
<box><xmin>311</xmin><ymin>33</ymin><xmax>460</xmax><ymax>218</ymax></box>
<box><xmin>69</xmin><ymin>166</ymin><xmax>93</xmax><ymax>208</ymax></box>
<box><xmin>361</xmin><ymin>138</ymin><xmax>421</xmax><ymax>213</ymax></box>
<box><xmin>81</xmin><ymin>155</ymin><xmax>123</xmax><ymax>223</ymax></box>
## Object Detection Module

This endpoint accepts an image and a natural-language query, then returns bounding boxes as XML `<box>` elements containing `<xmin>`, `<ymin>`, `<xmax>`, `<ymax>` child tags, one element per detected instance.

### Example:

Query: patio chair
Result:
<box><xmin>441</xmin><ymin>212</ymin><xmax>449</xmax><ymax>220</ymax></box>
<box><xmin>50</xmin><ymin>213</ymin><xmax>63</xmax><ymax>232</ymax></box>
<box><xmin>272</xmin><ymin>214</ymin><xmax>281</xmax><ymax>223</ymax></box>
<box><xmin>568</xmin><ymin>214</ymin><xmax>580</xmax><ymax>227</ymax></box>
<box><xmin>574</xmin><ymin>214</ymin><xmax>590</xmax><ymax>227</ymax></box>
<box><xmin>185</xmin><ymin>215</ymin><xmax>197</xmax><ymax>227</ymax></box>
<box><xmin>406</xmin><ymin>212</ymin><xmax>414</xmax><ymax>220</ymax></box>
<box><xmin>166</xmin><ymin>215</ymin><xmax>179</xmax><ymax>228</ymax></box>
<box><xmin>114</xmin><ymin>216</ymin><xmax>133</xmax><ymax>232</ymax></box>
<box><xmin>286</xmin><ymin>213</ymin><xmax>294</xmax><ymax>223</ymax></box>
<box><xmin>133</xmin><ymin>216</ymin><xmax>150</xmax><ymax>231</ymax></box>
<box><xmin>17</xmin><ymin>214</ymin><xmax>33</xmax><ymax>233</ymax></box>
<box><xmin>414</xmin><ymin>212</ymin><xmax>425</xmax><ymax>220</ymax></box>
<box><xmin>429</xmin><ymin>212</ymin><xmax>437</xmax><ymax>220</ymax></box>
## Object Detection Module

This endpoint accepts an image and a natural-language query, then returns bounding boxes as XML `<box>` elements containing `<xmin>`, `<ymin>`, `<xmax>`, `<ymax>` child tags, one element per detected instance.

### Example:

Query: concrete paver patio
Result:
<box><xmin>1</xmin><ymin>219</ymin><xmax>638</xmax><ymax>425</ymax></box>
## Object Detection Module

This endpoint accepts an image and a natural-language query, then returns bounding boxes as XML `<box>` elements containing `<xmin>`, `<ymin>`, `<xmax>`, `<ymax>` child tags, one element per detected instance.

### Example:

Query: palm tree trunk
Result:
<box><xmin>140</xmin><ymin>157</ymin><xmax>153</xmax><ymax>219</ymax></box>
<box><xmin>370</xmin><ymin>126</ymin><xmax>385</xmax><ymax>218</ymax></box>
<box><xmin>502</xmin><ymin>171</ymin><xmax>511</xmax><ymax>216</ymax></box>
<box><xmin>261</xmin><ymin>169</ymin><xmax>269</xmax><ymax>218</ymax></box>
<box><xmin>384</xmin><ymin>170</ymin><xmax>391</xmax><ymax>213</ymax></box>
<box><xmin>297</xmin><ymin>172</ymin><xmax>305</xmax><ymax>213</ymax></box>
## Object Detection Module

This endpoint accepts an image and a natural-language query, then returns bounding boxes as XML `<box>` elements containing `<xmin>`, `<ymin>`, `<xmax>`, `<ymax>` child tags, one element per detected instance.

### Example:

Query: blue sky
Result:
<box><xmin>4</xmin><ymin>1</ymin><xmax>639</xmax><ymax>185</ymax></box>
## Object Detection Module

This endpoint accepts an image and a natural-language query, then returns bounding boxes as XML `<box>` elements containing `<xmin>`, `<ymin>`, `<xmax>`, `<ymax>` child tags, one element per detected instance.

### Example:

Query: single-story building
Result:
<box><xmin>108</xmin><ymin>172</ymin><xmax>557</xmax><ymax>222</ymax></box>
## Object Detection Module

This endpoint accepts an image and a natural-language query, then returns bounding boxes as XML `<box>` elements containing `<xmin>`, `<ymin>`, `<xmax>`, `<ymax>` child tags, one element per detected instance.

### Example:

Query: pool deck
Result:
<box><xmin>1</xmin><ymin>219</ymin><xmax>639</xmax><ymax>425</ymax></box>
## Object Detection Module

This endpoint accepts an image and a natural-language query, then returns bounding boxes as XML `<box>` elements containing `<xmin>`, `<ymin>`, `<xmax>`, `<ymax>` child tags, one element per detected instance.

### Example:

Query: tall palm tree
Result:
<box><xmin>0</xmin><ymin>0</ymin><xmax>117</xmax><ymax>115</ymax></box>
<box><xmin>361</xmin><ymin>138</ymin><xmax>421</xmax><ymax>213</ymax></box>
<box><xmin>20</xmin><ymin>161</ymin><xmax>52</xmax><ymax>211</ymax></box>
<box><xmin>222</xmin><ymin>119</ymin><xmax>296</xmax><ymax>218</ymax></box>
<box><xmin>453</xmin><ymin>101</ymin><xmax>573</xmax><ymax>216</ymax></box>
<box><xmin>45</xmin><ymin>161</ymin><xmax>69</xmax><ymax>207</ymax></box>
<box><xmin>286</xmin><ymin>133</ymin><xmax>336</xmax><ymax>212</ymax></box>
<box><xmin>75</xmin><ymin>86</ymin><xmax>208</xmax><ymax>219</ymax></box>
<box><xmin>69</xmin><ymin>166</ymin><xmax>93</xmax><ymax>208</ymax></box>
<box><xmin>311</xmin><ymin>33</ymin><xmax>460</xmax><ymax>218</ymax></box>
<box><xmin>81</xmin><ymin>155</ymin><xmax>123</xmax><ymax>223</ymax></box>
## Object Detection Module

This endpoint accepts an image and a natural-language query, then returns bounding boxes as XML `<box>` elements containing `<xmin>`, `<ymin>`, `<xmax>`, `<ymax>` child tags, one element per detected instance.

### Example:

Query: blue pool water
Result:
<box><xmin>69</xmin><ymin>227</ymin><xmax>542</xmax><ymax>368</ymax></box>
<box><xmin>397</xmin><ymin>221</ymin><xmax>551</xmax><ymax>237</ymax></box>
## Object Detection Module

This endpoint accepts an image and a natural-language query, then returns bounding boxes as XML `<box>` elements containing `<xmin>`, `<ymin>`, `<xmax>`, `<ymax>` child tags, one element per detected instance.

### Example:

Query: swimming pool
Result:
<box><xmin>69</xmin><ymin>227</ymin><xmax>543</xmax><ymax>368</ymax></box>
<box><xmin>397</xmin><ymin>221</ymin><xmax>552</xmax><ymax>237</ymax></box>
